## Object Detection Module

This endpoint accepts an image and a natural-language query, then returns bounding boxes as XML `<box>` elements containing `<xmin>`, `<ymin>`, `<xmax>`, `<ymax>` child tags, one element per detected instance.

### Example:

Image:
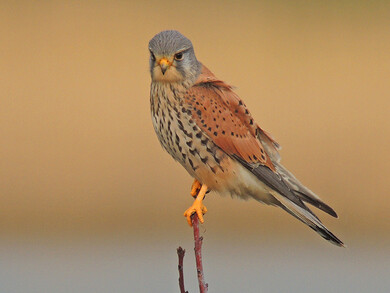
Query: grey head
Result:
<box><xmin>148</xmin><ymin>30</ymin><xmax>201</xmax><ymax>84</ymax></box>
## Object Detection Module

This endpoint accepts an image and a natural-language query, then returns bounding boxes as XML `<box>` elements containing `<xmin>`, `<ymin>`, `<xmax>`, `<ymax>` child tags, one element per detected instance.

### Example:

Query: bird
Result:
<box><xmin>148</xmin><ymin>30</ymin><xmax>344</xmax><ymax>247</ymax></box>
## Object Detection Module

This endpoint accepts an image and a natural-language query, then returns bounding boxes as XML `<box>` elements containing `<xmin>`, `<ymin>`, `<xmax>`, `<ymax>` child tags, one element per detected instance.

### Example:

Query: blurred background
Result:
<box><xmin>1</xmin><ymin>1</ymin><xmax>389</xmax><ymax>292</ymax></box>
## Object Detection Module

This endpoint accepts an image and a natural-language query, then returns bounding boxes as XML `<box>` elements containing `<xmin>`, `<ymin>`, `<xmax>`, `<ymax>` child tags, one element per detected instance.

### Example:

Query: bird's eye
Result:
<box><xmin>150</xmin><ymin>52</ymin><xmax>156</xmax><ymax>61</ymax></box>
<box><xmin>174</xmin><ymin>52</ymin><xmax>183</xmax><ymax>61</ymax></box>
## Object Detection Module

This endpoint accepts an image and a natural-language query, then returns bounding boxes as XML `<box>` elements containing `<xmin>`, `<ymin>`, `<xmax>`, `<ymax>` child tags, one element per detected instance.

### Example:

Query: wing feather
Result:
<box><xmin>185</xmin><ymin>65</ymin><xmax>275</xmax><ymax>171</ymax></box>
<box><xmin>185</xmin><ymin>64</ymin><xmax>342</xmax><ymax>245</ymax></box>
<box><xmin>186</xmin><ymin>65</ymin><xmax>342</xmax><ymax>245</ymax></box>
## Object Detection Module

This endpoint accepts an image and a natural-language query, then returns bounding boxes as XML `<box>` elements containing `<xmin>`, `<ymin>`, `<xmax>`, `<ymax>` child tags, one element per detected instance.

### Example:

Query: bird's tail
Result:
<box><xmin>271</xmin><ymin>191</ymin><xmax>345</xmax><ymax>247</ymax></box>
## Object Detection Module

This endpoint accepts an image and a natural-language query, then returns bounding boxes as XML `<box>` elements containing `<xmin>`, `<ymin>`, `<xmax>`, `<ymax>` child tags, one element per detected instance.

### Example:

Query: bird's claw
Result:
<box><xmin>183</xmin><ymin>201</ymin><xmax>207</xmax><ymax>226</ymax></box>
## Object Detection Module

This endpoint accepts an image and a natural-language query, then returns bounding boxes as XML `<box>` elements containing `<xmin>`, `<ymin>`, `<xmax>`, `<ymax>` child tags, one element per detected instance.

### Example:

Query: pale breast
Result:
<box><xmin>150</xmin><ymin>82</ymin><xmax>231</xmax><ymax>189</ymax></box>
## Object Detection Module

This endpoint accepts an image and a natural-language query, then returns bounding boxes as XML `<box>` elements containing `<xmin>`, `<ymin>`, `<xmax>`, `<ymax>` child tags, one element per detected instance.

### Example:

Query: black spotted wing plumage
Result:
<box><xmin>185</xmin><ymin>65</ymin><xmax>343</xmax><ymax>246</ymax></box>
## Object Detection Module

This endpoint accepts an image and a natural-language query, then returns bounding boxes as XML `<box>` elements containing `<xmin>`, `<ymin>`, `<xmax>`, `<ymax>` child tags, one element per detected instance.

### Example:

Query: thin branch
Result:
<box><xmin>177</xmin><ymin>247</ymin><xmax>188</xmax><ymax>293</ymax></box>
<box><xmin>191</xmin><ymin>213</ymin><xmax>208</xmax><ymax>293</ymax></box>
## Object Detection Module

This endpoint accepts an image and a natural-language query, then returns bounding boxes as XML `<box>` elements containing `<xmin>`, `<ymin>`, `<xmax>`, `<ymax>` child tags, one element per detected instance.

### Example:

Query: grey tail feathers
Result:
<box><xmin>274</xmin><ymin>162</ymin><xmax>338</xmax><ymax>218</ymax></box>
<box><xmin>293</xmin><ymin>190</ymin><xmax>338</xmax><ymax>218</ymax></box>
<box><xmin>275</xmin><ymin>197</ymin><xmax>345</xmax><ymax>247</ymax></box>
<box><xmin>234</xmin><ymin>155</ymin><xmax>344</xmax><ymax>247</ymax></box>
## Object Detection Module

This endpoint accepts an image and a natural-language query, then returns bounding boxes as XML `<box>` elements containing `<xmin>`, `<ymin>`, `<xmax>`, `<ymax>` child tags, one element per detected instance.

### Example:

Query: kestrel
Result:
<box><xmin>149</xmin><ymin>30</ymin><xmax>343</xmax><ymax>246</ymax></box>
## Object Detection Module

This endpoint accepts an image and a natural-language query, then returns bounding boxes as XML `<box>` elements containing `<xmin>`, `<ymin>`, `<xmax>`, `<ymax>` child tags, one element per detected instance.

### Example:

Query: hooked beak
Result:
<box><xmin>158</xmin><ymin>58</ymin><xmax>170</xmax><ymax>75</ymax></box>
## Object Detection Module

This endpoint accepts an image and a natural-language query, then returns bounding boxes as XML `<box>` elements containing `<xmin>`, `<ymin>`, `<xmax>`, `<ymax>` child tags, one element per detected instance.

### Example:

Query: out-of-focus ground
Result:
<box><xmin>1</xmin><ymin>239</ymin><xmax>388</xmax><ymax>293</ymax></box>
<box><xmin>1</xmin><ymin>1</ymin><xmax>389</xmax><ymax>292</ymax></box>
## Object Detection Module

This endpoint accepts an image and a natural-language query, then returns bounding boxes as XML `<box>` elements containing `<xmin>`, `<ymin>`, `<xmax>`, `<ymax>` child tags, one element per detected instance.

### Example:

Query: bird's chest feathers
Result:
<box><xmin>150</xmin><ymin>83</ymin><xmax>191</xmax><ymax>159</ymax></box>
<box><xmin>150</xmin><ymin>83</ymin><xmax>225</xmax><ymax>180</ymax></box>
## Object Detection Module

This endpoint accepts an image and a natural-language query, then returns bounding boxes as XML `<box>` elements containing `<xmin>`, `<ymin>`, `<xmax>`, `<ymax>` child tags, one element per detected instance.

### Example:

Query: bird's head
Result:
<box><xmin>148</xmin><ymin>30</ymin><xmax>201</xmax><ymax>84</ymax></box>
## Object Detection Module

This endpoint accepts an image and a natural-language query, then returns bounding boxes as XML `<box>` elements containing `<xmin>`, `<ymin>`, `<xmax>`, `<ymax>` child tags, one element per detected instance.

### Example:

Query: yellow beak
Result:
<box><xmin>158</xmin><ymin>58</ymin><xmax>170</xmax><ymax>75</ymax></box>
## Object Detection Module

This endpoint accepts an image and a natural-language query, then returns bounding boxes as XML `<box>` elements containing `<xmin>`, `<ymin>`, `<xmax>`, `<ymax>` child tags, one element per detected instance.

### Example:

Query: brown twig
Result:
<box><xmin>191</xmin><ymin>213</ymin><xmax>208</xmax><ymax>293</ymax></box>
<box><xmin>177</xmin><ymin>247</ymin><xmax>188</xmax><ymax>293</ymax></box>
<box><xmin>177</xmin><ymin>213</ymin><xmax>208</xmax><ymax>293</ymax></box>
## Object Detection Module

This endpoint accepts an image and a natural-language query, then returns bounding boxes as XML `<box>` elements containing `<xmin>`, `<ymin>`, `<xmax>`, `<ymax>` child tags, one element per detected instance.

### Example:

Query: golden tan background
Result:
<box><xmin>1</xmin><ymin>1</ymin><xmax>389</xmax><ymax>292</ymax></box>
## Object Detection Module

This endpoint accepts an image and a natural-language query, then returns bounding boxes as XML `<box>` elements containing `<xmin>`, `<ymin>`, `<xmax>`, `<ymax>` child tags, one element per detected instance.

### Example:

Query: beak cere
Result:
<box><xmin>159</xmin><ymin>58</ymin><xmax>170</xmax><ymax>75</ymax></box>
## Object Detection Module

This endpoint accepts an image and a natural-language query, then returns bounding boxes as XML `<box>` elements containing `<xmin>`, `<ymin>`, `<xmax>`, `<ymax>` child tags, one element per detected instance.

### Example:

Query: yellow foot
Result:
<box><xmin>183</xmin><ymin>201</ymin><xmax>207</xmax><ymax>226</ymax></box>
<box><xmin>184</xmin><ymin>184</ymin><xmax>209</xmax><ymax>226</ymax></box>
<box><xmin>191</xmin><ymin>179</ymin><xmax>202</xmax><ymax>197</ymax></box>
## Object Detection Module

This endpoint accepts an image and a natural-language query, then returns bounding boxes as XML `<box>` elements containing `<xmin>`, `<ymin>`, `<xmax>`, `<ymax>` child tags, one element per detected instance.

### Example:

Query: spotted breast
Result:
<box><xmin>150</xmin><ymin>79</ymin><xmax>233</xmax><ymax>191</ymax></box>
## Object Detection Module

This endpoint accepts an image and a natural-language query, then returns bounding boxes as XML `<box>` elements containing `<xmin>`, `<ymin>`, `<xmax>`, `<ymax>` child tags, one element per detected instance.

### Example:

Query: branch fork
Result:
<box><xmin>177</xmin><ymin>213</ymin><xmax>208</xmax><ymax>293</ymax></box>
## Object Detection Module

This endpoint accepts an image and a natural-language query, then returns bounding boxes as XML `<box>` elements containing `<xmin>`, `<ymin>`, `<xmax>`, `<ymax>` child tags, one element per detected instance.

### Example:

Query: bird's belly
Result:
<box><xmin>200</xmin><ymin>157</ymin><xmax>277</xmax><ymax>205</ymax></box>
<box><xmin>150</xmin><ymin>91</ymin><xmax>275</xmax><ymax>205</ymax></box>
<box><xmin>152</xmin><ymin>113</ymin><xmax>275</xmax><ymax>205</ymax></box>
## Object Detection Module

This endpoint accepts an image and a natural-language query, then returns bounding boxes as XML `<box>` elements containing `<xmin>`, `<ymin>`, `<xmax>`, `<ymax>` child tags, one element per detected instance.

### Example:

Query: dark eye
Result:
<box><xmin>150</xmin><ymin>52</ymin><xmax>156</xmax><ymax>61</ymax></box>
<box><xmin>174</xmin><ymin>52</ymin><xmax>183</xmax><ymax>60</ymax></box>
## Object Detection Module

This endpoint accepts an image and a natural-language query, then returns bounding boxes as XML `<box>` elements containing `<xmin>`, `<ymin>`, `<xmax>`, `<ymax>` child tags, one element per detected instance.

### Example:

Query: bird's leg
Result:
<box><xmin>184</xmin><ymin>184</ymin><xmax>208</xmax><ymax>226</ymax></box>
<box><xmin>190</xmin><ymin>179</ymin><xmax>202</xmax><ymax>198</ymax></box>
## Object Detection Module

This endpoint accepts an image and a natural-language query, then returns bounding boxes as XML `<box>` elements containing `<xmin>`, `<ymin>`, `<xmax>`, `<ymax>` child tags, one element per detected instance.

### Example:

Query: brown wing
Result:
<box><xmin>184</xmin><ymin>65</ymin><xmax>275</xmax><ymax>171</ymax></box>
